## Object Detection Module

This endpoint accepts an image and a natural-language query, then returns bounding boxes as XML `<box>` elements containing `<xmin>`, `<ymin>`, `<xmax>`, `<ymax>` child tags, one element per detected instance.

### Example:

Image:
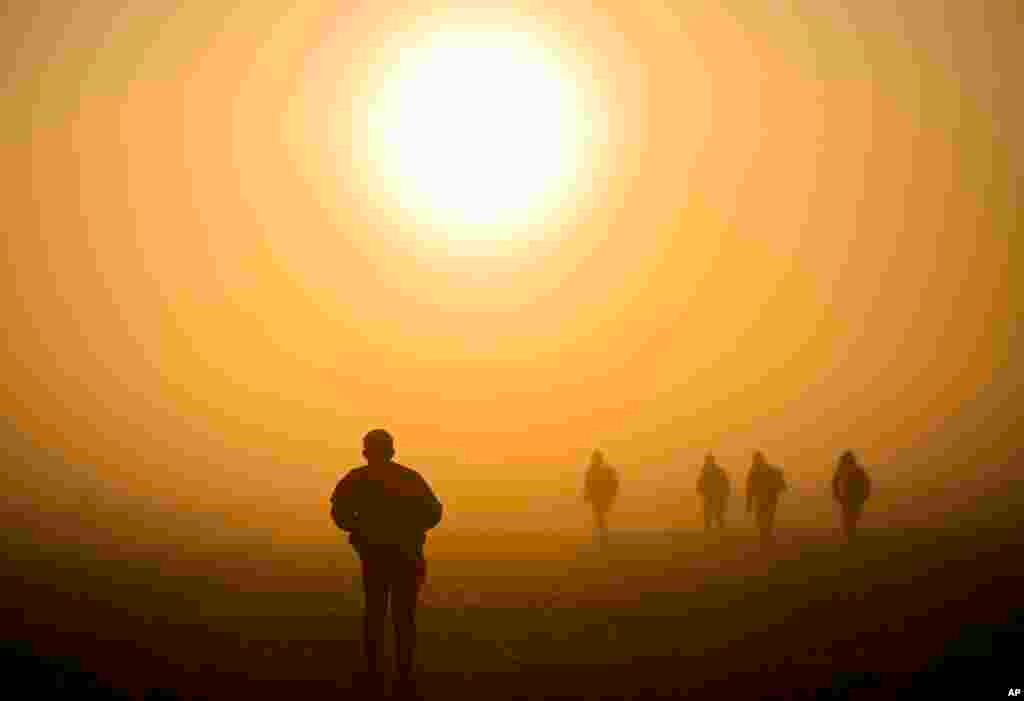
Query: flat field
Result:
<box><xmin>2</xmin><ymin>499</ymin><xmax>1021</xmax><ymax>700</ymax></box>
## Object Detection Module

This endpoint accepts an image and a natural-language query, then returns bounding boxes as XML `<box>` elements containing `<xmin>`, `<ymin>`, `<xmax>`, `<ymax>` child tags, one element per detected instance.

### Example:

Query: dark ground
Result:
<box><xmin>2</xmin><ymin>489</ymin><xmax>1021</xmax><ymax>700</ymax></box>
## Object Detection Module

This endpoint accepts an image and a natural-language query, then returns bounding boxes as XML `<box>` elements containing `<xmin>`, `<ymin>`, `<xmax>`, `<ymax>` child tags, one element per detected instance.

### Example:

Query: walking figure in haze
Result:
<box><xmin>697</xmin><ymin>453</ymin><xmax>730</xmax><ymax>531</ymax></box>
<box><xmin>583</xmin><ymin>450</ymin><xmax>619</xmax><ymax>547</ymax></box>
<box><xmin>832</xmin><ymin>450</ymin><xmax>871</xmax><ymax>542</ymax></box>
<box><xmin>330</xmin><ymin>429</ymin><xmax>442</xmax><ymax>694</ymax></box>
<box><xmin>745</xmin><ymin>451</ymin><xmax>786</xmax><ymax>547</ymax></box>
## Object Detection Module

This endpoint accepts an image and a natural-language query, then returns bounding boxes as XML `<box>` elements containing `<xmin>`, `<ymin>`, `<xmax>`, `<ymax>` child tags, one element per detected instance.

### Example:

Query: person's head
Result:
<box><xmin>591</xmin><ymin>449</ymin><xmax>605</xmax><ymax>467</ymax></box>
<box><xmin>753</xmin><ymin>451</ymin><xmax>765</xmax><ymax>467</ymax></box>
<box><xmin>363</xmin><ymin>429</ymin><xmax>395</xmax><ymax>465</ymax></box>
<box><xmin>839</xmin><ymin>450</ymin><xmax>857</xmax><ymax>468</ymax></box>
<box><xmin>705</xmin><ymin>453</ymin><xmax>716</xmax><ymax>467</ymax></box>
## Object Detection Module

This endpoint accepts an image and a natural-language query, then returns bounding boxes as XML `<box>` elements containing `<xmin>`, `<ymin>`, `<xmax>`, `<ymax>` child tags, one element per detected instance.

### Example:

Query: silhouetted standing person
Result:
<box><xmin>745</xmin><ymin>451</ymin><xmax>786</xmax><ymax>547</ymax></box>
<box><xmin>584</xmin><ymin>450</ymin><xmax>619</xmax><ymax>547</ymax></box>
<box><xmin>697</xmin><ymin>453</ymin><xmax>730</xmax><ymax>530</ymax></box>
<box><xmin>832</xmin><ymin>450</ymin><xmax>871</xmax><ymax>542</ymax></box>
<box><xmin>330</xmin><ymin>429</ymin><xmax>442</xmax><ymax>693</ymax></box>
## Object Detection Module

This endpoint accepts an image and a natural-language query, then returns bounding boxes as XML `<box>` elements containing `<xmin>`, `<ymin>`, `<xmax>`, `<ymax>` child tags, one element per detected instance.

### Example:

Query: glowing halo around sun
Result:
<box><xmin>355</xmin><ymin>26</ymin><xmax>603</xmax><ymax>250</ymax></box>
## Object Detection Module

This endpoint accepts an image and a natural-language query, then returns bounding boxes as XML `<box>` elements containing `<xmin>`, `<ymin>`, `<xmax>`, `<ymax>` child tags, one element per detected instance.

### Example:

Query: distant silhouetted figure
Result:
<box><xmin>745</xmin><ymin>451</ymin><xmax>786</xmax><ymax>547</ymax></box>
<box><xmin>330</xmin><ymin>429</ymin><xmax>442</xmax><ymax>691</ymax></box>
<box><xmin>584</xmin><ymin>450</ymin><xmax>619</xmax><ymax>547</ymax></box>
<box><xmin>697</xmin><ymin>453</ymin><xmax>730</xmax><ymax>531</ymax></box>
<box><xmin>832</xmin><ymin>450</ymin><xmax>871</xmax><ymax>542</ymax></box>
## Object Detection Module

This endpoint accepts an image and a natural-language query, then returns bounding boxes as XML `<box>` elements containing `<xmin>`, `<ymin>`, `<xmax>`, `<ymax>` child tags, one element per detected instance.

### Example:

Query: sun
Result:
<box><xmin>361</xmin><ymin>28</ymin><xmax>594</xmax><ymax>244</ymax></box>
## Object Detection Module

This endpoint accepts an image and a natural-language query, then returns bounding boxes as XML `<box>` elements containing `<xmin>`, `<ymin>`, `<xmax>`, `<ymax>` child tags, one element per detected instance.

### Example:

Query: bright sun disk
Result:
<box><xmin>364</xmin><ymin>29</ymin><xmax>591</xmax><ymax>243</ymax></box>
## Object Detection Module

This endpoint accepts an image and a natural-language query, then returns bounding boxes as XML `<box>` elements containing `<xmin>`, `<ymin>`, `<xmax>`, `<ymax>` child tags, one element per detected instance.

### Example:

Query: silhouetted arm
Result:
<box><xmin>745</xmin><ymin>472</ymin><xmax>754</xmax><ymax>513</ymax></box>
<box><xmin>417</xmin><ymin>475</ymin><xmax>443</xmax><ymax>531</ymax></box>
<box><xmin>696</xmin><ymin>471</ymin><xmax>706</xmax><ymax>495</ymax></box>
<box><xmin>835</xmin><ymin>470</ymin><xmax>848</xmax><ymax>504</ymax></box>
<box><xmin>863</xmin><ymin>471</ymin><xmax>872</xmax><ymax>501</ymax></box>
<box><xmin>330</xmin><ymin>471</ymin><xmax>361</xmax><ymax>532</ymax></box>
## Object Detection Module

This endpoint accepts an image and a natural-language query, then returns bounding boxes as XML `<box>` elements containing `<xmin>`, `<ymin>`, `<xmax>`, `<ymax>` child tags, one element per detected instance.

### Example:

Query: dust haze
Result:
<box><xmin>1</xmin><ymin>1</ymin><xmax>1020</xmax><ymax>698</ymax></box>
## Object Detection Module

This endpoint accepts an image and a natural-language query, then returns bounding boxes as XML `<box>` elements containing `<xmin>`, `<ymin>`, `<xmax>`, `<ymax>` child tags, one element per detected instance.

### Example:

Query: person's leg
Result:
<box><xmin>360</xmin><ymin>552</ymin><xmax>390</xmax><ymax>674</ymax></box>
<box><xmin>594</xmin><ymin>506</ymin><xmax>608</xmax><ymax>544</ymax></box>
<box><xmin>716</xmin><ymin>498</ymin><xmax>727</xmax><ymax>529</ymax></box>
<box><xmin>703</xmin><ymin>501</ymin><xmax>712</xmax><ymax>531</ymax></box>
<box><xmin>757</xmin><ymin>503</ymin><xmax>775</xmax><ymax>546</ymax></box>
<box><xmin>391</xmin><ymin>556</ymin><xmax>426</xmax><ymax>684</ymax></box>
<box><xmin>844</xmin><ymin>505</ymin><xmax>861</xmax><ymax>541</ymax></box>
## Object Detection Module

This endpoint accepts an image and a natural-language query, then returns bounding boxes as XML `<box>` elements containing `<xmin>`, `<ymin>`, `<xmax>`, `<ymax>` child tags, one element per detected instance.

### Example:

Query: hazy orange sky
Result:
<box><xmin>2</xmin><ymin>2</ymin><xmax>1018</xmax><ymax>536</ymax></box>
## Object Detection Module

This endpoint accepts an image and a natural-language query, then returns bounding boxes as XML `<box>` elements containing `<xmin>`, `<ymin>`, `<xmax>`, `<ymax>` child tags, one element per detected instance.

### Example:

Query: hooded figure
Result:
<box><xmin>697</xmin><ymin>453</ymin><xmax>730</xmax><ymax>530</ymax></box>
<box><xmin>832</xmin><ymin>450</ymin><xmax>871</xmax><ymax>541</ymax></box>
